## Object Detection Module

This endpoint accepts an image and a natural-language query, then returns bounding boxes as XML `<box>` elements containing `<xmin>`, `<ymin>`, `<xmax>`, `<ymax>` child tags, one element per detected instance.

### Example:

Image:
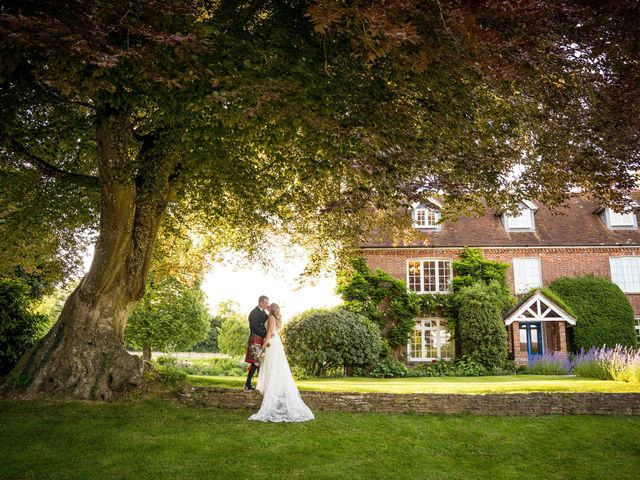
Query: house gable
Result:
<box><xmin>504</xmin><ymin>291</ymin><xmax>577</xmax><ymax>326</ymax></box>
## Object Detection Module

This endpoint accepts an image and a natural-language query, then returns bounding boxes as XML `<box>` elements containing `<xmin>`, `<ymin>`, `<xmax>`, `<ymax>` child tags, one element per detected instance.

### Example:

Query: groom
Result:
<box><xmin>244</xmin><ymin>295</ymin><xmax>269</xmax><ymax>391</ymax></box>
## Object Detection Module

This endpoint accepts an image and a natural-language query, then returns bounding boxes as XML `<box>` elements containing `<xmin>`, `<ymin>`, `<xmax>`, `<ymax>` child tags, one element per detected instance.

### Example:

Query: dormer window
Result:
<box><xmin>413</xmin><ymin>207</ymin><xmax>440</xmax><ymax>228</ymax></box>
<box><xmin>605</xmin><ymin>208</ymin><xmax>637</xmax><ymax>229</ymax></box>
<box><xmin>412</xmin><ymin>199</ymin><xmax>442</xmax><ymax>230</ymax></box>
<box><xmin>502</xmin><ymin>201</ymin><xmax>537</xmax><ymax>231</ymax></box>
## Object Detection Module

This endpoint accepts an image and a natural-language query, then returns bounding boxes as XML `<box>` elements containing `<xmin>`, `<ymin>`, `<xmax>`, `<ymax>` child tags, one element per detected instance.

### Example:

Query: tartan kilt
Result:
<box><xmin>244</xmin><ymin>334</ymin><xmax>264</xmax><ymax>364</ymax></box>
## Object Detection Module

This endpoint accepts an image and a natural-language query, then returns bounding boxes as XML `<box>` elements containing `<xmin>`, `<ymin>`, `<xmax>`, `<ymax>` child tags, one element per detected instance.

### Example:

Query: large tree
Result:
<box><xmin>1</xmin><ymin>1</ymin><xmax>638</xmax><ymax>399</ymax></box>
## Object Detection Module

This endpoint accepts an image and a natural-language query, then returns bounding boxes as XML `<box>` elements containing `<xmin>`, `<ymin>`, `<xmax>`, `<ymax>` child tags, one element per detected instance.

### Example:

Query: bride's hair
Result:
<box><xmin>269</xmin><ymin>303</ymin><xmax>282</xmax><ymax>328</ymax></box>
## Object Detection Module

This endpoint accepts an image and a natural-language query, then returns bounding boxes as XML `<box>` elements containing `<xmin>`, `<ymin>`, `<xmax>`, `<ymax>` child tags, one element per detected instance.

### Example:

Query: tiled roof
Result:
<box><xmin>361</xmin><ymin>195</ymin><xmax>640</xmax><ymax>248</ymax></box>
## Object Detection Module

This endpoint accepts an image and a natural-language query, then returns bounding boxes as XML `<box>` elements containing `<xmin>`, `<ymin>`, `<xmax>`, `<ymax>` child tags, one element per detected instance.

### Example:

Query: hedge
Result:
<box><xmin>549</xmin><ymin>275</ymin><xmax>637</xmax><ymax>350</ymax></box>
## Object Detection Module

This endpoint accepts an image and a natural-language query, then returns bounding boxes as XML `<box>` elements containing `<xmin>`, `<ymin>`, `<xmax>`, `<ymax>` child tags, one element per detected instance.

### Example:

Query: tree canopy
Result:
<box><xmin>1</xmin><ymin>0</ymin><xmax>639</xmax><ymax>399</ymax></box>
<box><xmin>3</xmin><ymin>1</ymin><xmax>639</xmax><ymax>273</ymax></box>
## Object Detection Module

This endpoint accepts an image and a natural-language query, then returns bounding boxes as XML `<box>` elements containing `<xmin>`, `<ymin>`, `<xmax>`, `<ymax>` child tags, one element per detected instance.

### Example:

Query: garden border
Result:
<box><xmin>178</xmin><ymin>386</ymin><xmax>640</xmax><ymax>415</ymax></box>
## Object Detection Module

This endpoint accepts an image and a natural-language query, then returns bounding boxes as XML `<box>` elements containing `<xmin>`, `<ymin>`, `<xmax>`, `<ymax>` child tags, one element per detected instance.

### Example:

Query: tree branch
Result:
<box><xmin>8</xmin><ymin>139</ymin><xmax>100</xmax><ymax>188</ymax></box>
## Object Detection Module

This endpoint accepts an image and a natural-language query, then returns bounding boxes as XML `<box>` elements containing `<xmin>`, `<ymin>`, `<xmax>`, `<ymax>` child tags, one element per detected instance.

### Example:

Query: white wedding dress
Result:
<box><xmin>248</xmin><ymin>328</ymin><xmax>314</xmax><ymax>422</ymax></box>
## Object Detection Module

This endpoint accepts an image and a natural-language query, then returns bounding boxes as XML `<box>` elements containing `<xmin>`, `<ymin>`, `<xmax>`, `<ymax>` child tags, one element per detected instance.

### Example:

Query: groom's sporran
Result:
<box><xmin>244</xmin><ymin>295</ymin><xmax>269</xmax><ymax>391</ymax></box>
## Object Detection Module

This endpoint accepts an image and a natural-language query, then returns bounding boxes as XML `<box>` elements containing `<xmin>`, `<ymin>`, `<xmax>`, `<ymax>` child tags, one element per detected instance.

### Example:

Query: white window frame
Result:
<box><xmin>406</xmin><ymin>259</ymin><xmax>453</xmax><ymax>294</ymax></box>
<box><xmin>412</xmin><ymin>206</ymin><xmax>441</xmax><ymax>229</ymax></box>
<box><xmin>512</xmin><ymin>257</ymin><xmax>543</xmax><ymax>294</ymax></box>
<box><xmin>634</xmin><ymin>317</ymin><xmax>640</xmax><ymax>344</ymax></box>
<box><xmin>407</xmin><ymin>317</ymin><xmax>453</xmax><ymax>362</ymax></box>
<box><xmin>610</xmin><ymin>256</ymin><xmax>640</xmax><ymax>293</ymax></box>
<box><xmin>604</xmin><ymin>208</ymin><xmax>637</xmax><ymax>229</ymax></box>
<box><xmin>503</xmin><ymin>204</ymin><xmax>535</xmax><ymax>231</ymax></box>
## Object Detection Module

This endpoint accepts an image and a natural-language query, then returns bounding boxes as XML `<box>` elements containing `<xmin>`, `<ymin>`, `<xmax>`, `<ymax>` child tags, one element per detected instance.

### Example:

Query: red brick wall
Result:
<box><xmin>362</xmin><ymin>247</ymin><xmax>640</xmax><ymax>315</ymax></box>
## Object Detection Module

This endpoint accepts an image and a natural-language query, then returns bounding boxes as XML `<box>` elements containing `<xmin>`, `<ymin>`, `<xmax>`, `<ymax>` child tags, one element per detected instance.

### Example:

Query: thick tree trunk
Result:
<box><xmin>3</xmin><ymin>110</ymin><xmax>176</xmax><ymax>400</ymax></box>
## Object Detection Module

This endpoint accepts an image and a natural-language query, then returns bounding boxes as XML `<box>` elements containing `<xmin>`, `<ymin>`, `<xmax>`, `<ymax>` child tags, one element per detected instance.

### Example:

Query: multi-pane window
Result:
<box><xmin>610</xmin><ymin>257</ymin><xmax>640</xmax><ymax>293</ymax></box>
<box><xmin>513</xmin><ymin>258</ymin><xmax>542</xmax><ymax>294</ymax></box>
<box><xmin>413</xmin><ymin>207</ymin><xmax>440</xmax><ymax>229</ymax></box>
<box><xmin>607</xmin><ymin>208</ymin><xmax>637</xmax><ymax>228</ymax></box>
<box><xmin>504</xmin><ymin>206</ymin><xmax>534</xmax><ymax>230</ymax></box>
<box><xmin>407</xmin><ymin>259</ymin><xmax>452</xmax><ymax>293</ymax></box>
<box><xmin>407</xmin><ymin>318</ymin><xmax>453</xmax><ymax>361</ymax></box>
<box><xmin>635</xmin><ymin>318</ymin><xmax>640</xmax><ymax>344</ymax></box>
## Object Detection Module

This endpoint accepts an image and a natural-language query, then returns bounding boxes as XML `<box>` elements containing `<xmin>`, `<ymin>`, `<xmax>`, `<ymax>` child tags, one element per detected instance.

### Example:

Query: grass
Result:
<box><xmin>187</xmin><ymin>374</ymin><xmax>640</xmax><ymax>394</ymax></box>
<box><xmin>1</xmin><ymin>398</ymin><xmax>639</xmax><ymax>479</ymax></box>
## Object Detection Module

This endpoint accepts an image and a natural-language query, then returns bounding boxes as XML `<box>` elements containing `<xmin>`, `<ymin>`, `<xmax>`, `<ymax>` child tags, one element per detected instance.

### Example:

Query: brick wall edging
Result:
<box><xmin>178</xmin><ymin>387</ymin><xmax>640</xmax><ymax>416</ymax></box>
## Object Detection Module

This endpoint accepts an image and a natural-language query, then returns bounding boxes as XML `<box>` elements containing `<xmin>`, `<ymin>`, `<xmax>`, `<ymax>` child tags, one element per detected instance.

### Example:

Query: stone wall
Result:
<box><xmin>178</xmin><ymin>387</ymin><xmax>640</xmax><ymax>416</ymax></box>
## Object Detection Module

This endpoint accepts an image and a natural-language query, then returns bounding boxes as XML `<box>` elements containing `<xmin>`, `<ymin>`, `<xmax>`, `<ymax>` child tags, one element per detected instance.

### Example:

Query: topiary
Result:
<box><xmin>282</xmin><ymin>307</ymin><xmax>384</xmax><ymax>377</ymax></box>
<box><xmin>456</xmin><ymin>281</ymin><xmax>509</xmax><ymax>369</ymax></box>
<box><xmin>549</xmin><ymin>275</ymin><xmax>637</xmax><ymax>350</ymax></box>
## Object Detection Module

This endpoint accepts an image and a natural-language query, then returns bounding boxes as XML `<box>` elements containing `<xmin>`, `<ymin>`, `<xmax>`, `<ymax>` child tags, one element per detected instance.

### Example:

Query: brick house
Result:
<box><xmin>360</xmin><ymin>196</ymin><xmax>640</xmax><ymax>366</ymax></box>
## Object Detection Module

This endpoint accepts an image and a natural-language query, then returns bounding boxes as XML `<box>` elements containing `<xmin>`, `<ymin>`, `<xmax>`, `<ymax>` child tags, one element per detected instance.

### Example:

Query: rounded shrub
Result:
<box><xmin>456</xmin><ymin>281</ymin><xmax>509</xmax><ymax>369</ymax></box>
<box><xmin>549</xmin><ymin>275</ymin><xmax>637</xmax><ymax>350</ymax></box>
<box><xmin>282</xmin><ymin>307</ymin><xmax>384</xmax><ymax>377</ymax></box>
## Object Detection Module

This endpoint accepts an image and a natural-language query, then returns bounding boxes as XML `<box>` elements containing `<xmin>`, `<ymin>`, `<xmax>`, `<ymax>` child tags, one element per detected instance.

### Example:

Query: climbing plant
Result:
<box><xmin>337</xmin><ymin>258</ymin><xmax>421</xmax><ymax>348</ymax></box>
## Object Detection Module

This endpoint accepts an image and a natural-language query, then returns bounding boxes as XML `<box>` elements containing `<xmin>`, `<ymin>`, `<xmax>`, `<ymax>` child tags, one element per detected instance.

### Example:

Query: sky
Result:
<box><xmin>83</xmin><ymin>246</ymin><xmax>342</xmax><ymax>322</ymax></box>
<box><xmin>201</xmin><ymin>260</ymin><xmax>342</xmax><ymax>322</ymax></box>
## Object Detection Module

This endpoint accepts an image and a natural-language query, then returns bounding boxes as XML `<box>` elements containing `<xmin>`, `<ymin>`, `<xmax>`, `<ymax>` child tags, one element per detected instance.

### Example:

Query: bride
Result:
<box><xmin>248</xmin><ymin>303</ymin><xmax>314</xmax><ymax>422</ymax></box>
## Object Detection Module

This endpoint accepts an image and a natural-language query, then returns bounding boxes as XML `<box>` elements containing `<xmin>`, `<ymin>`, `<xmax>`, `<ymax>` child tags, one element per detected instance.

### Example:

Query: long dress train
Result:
<box><xmin>248</xmin><ymin>329</ymin><xmax>314</xmax><ymax>422</ymax></box>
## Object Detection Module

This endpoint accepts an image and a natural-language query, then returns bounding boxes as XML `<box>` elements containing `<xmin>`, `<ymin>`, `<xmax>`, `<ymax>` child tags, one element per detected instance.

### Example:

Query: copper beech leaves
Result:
<box><xmin>1</xmin><ymin>0</ymin><xmax>639</xmax><ymax>279</ymax></box>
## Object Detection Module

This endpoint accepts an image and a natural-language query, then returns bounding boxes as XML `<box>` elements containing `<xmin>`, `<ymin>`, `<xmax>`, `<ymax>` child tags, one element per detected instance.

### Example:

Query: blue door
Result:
<box><xmin>519</xmin><ymin>322</ymin><xmax>543</xmax><ymax>364</ymax></box>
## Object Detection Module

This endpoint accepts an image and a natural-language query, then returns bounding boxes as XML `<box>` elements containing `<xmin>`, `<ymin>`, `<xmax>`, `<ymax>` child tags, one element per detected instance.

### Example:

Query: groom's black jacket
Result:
<box><xmin>249</xmin><ymin>306</ymin><xmax>268</xmax><ymax>338</ymax></box>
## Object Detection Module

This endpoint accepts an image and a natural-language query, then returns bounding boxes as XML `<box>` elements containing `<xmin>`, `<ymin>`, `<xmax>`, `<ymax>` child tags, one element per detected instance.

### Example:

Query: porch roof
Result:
<box><xmin>504</xmin><ymin>290</ymin><xmax>577</xmax><ymax>326</ymax></box>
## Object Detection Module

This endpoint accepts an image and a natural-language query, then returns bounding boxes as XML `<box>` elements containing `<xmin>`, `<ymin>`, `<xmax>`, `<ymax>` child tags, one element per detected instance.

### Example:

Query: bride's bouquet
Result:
<box><xmin>250</xmin><ymin>343</ymin><xmax>265</xmax><ymax>365</ymax></box>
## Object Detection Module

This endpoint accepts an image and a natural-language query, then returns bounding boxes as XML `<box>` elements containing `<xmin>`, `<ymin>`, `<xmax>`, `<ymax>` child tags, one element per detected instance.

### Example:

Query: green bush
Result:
<box><xmin>405</xmin><ymin>357</ymin><xmax>487</xmax><ymax>377</ymax></box>
<box><xmin>179</xmin><ymin>357</ymin><xmax>246</xmax><ymax>376</ymax></box>
<box><xmin>0</xmin><ymin>279</ymin><xmax>50</xmax><ymax>375</ymax></box>
<box><xmin>452</xmin><ymin>248</ymin><xmax>514</xmax><ymax>313</ymax></box>
<box><xmin>456</xmin><ymin>281</ymin><xmax>509</xmax><ymax>369</ymax></box>
<box><xmin>217</xmin><ymin>318</ymin><xmax>250</xmax><ymax>357</ymax></box>
<box><xmin>282</xmin><ymin>307</ymin><xmax>384</xmax><ymax>377</ymax></box>
<box><xmin>368</xmin><ymin>358</ymin><xmax>409</xmax><ymax>378</ymax></box>
<box><xmin>549</xmin><ymin>275</ymin><xmax>637</xmax><ymax>350</ymax></box>
<box><xmin>156</xmin><ymin>365</ymin><xmax>188</xmax><ymax>392</ymax></box>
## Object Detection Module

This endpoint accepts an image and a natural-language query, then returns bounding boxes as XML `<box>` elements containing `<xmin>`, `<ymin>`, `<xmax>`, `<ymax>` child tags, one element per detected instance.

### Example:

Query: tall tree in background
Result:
<box><xmin>125</xmin><ymin>277</ymin><xmax>211</xmax><ymax>362</ymax></box>
<box><xmin>1</xmin><ymin>1</ymin><xmax>638</xmax><ymax>399</ymax></box>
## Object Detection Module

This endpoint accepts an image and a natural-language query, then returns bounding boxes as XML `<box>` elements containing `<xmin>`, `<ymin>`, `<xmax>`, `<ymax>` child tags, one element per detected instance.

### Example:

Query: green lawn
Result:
<box><xmin>1</xmin><ymin>398</ymin><xmax>639</xmax><ymax>479</ymax></box>
<box><xmin>187</xmin><ymin>374</ymin><xmax>640</xmax><ymax>394</ymax></box>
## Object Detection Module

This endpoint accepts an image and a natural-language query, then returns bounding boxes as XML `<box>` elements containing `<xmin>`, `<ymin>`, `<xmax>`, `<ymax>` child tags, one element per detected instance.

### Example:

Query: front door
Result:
<box><xmin>519</xmin><ymin>322</ymin><xmax>543</xmax><ymax>364</ymax></box>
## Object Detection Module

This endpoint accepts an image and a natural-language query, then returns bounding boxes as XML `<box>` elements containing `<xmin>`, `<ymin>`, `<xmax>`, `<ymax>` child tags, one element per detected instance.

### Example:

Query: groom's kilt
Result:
<box><xmin>244</xmin><ymin>334</ymin><xmax>264</xmax><ymax>364</ymax></box>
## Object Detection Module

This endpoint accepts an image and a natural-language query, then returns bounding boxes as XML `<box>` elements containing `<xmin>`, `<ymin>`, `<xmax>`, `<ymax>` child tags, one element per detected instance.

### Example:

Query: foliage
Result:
<box><xmin>528</xmin><ymin>352</ymin><xmax>572</xmax><ymax>375</ymax></box>
<box><xmin>456</xmin><ymin>282</ymin><xmax>510</xmax><ymax>370</ymax></box>
<box><xmin>0</xmin><ymin>279</ymin><xmax>50</xmax><ymax>375</ymax></box>
<box><xmin>549</xmin><ymin>275</ymin><xmax>637</xmax><ymax>350</ymax></box>
<box><xmin>368</xmin><ymin>356</ymin><xmax>487</xmax><ymax>378</ymax></box>
<box><xmin>190</xmin><ymin>300</ymin><xmax>244</xmax><ymax>353</ymax></box>
<box><xmin>3</xmin><ymin>1</ymin><xmax>640</xmax><ymax>394</ymax></box>
<box><xmin>282</xmin><ymin>307</ymin><xmax>385</xmax><ymax>377</ymax></box>
<box><xmin>189</xmin><ymin>317</ymin><xmax>222</xmax><ymax>353</ymax></box>
<box><xmin>452</xmin><ymin>247</ymin><xmax>514</xmax><ymax>313</ymax></box>
<box><xmin>125</xmin><ymin>278</ymin><xmax>211</xmax><ymax>355</ymax></box>
<box><xmin>337</xmin><ymin>258</ymin><xmax>420</xmax><ymax>348</ymax></box>
<box><xmin>217</xmin><ymin>318</ymin><xmax>250</xmax><ymax>358</ymax></box>
<box><xmin>573</xmin><ymin>345</ymin><xmax>640</xmax><ymax>384</ymax></box>
<box><xmin>367</xmin><ymin>358</ymin><xmax>409</xmax><ymax>378</ymax></box>
<box><xmin>178</xmin><ymin>357</ymin><xmax>247</xmax><ymax>377</ymax></box>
